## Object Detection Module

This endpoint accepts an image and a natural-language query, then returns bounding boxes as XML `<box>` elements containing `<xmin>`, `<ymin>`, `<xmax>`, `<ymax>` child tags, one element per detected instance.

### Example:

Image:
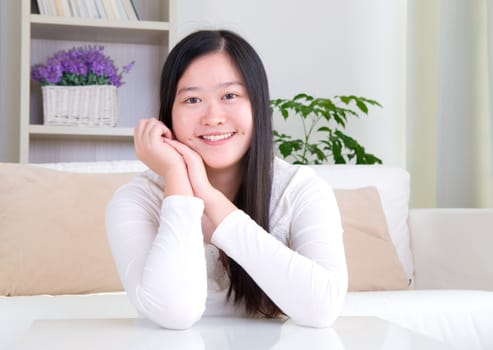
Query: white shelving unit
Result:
<box><xmin>29</xmin><ymin>125</ymin><xmax>134</xmax><ymax>137</ymax></box>
<box><xmin>19</xmin><ymin>0</ymin><xmax>174</xmax><ymax>163</ymax></box>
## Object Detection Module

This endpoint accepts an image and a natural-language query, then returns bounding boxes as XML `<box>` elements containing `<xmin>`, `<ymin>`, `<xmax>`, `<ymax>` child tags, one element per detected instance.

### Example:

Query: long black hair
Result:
<box><xmin>158</xmin><ymin>30</ymin><xmax>280</xmax><ymax>317</ymax></box>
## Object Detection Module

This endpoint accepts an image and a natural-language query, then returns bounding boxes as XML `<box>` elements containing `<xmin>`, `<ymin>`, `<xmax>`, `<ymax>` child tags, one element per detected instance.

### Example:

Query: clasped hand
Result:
<box><xmin>134</xmin><ymin>118</ymin><xmax>238</xmax><ymax>244</ymax></box>
<box><xmin>134</xmin><ymin>118</ymin><xmax>213</xmax><ymax>202</ymax></box>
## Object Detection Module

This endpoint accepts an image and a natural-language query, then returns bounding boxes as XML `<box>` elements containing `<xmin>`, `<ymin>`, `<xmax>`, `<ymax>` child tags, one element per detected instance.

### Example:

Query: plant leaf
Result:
<box><xmin>356</xmin><ymin>99</ymin><xmax>368</xmax><ymax>114</ymax></box>
<box><xmin>329</xmin><ymin>138</ymin><xmax>346</xmax><ymax>164</ymax></box>
<box><xmin>317</xmin><ymin>126</ymin><xmax>331</xmax><ymax>133</ymax></box>
<box><xmin>293</xmin><ymin>93</ymin><xmax>313</xmax><ymax>101</ymax></box>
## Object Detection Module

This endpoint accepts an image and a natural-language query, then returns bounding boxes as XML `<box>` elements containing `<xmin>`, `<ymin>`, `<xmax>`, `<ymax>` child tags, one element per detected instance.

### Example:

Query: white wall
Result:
<box><xmin>0</xmin><ymin>1</ymin><xmax>21</xmax><ymax>162</ymax></box>
<box><xmin>174</xmin><ymin>0</ymin><xmax>408</xmax><ymax>167</ymax></box>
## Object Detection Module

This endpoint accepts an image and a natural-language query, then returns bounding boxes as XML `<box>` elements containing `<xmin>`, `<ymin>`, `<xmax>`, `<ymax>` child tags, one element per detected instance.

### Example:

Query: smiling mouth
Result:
<box><xmin>200</xmin><ymin>132</ymin><xmax>235</xmax><ymax>141</ymax></box>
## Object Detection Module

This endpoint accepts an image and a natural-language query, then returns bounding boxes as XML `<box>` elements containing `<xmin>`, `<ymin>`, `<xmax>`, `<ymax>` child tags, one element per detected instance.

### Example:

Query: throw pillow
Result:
<box><xmin>310</xmin><ymin>164</ymin><xmax>414</xmax><ymax>283</ymax></box>
<box><xmin>334</xmin><ymin>186</ymin><xmax>410</xmax><ymax>291</ymax></box>
<box><xmin>0</xmin><ymin>163</ymin><xmax>135</xmax><ymax>296</ymax></box>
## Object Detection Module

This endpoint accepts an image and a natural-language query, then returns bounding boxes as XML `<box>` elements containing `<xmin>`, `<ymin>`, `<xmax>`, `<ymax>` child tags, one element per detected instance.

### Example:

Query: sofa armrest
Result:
<box><xmin>409</xmin><ymin>208</ymin><xmax>493</xmax><ymax>291</ymax></box>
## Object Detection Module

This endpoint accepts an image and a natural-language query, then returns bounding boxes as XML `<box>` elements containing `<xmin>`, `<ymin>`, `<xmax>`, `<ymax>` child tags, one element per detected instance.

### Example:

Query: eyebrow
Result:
<box><xmin>176</xmin><ymin>81</ymin><xmax>244</xmax><ymax>96</ymax></box>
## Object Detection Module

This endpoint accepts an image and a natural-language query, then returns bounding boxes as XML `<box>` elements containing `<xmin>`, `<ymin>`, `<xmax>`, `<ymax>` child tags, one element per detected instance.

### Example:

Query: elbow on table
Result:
<box><xmin>148</xmin><ymin>302</ymin><xmax>205</xmax><ymax>330</ymax></box>
<box><xmin>131</xmin><ymin>280</ymin><xmax>207</xmax><ymax>330</ymax></box>
<box><xmin>293</xmin><ymin>291</ymin><xmax>346</xmax><ymax>328</ymax></box>
<box><xmin>134</xmin><ymin>291</ymin><xmax>206</xmax><ymax>330</ymax></box>
<box><xmin>295</xmin><ymin>307</ymin><xmax>339</xmax><ymax>328</ymax></box>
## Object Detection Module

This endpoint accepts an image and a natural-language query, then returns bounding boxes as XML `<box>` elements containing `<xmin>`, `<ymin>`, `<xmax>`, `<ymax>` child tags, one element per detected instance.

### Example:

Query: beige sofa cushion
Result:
<box><xmin>335</xmin><ymin>186</ymin><xmax>409</xmax><ymax>291</ymax></box>
<box><xmin>0</xmin><ymin>163</ymin><xmax>135</xmax><ymax>296</ymax></box>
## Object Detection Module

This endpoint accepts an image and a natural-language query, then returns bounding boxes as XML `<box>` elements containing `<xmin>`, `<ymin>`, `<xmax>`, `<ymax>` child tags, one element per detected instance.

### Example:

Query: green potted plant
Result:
<box><xmin>271</xmin><ymin>93</ymin><xmax>383</xmax><ymax>165</ymax></box>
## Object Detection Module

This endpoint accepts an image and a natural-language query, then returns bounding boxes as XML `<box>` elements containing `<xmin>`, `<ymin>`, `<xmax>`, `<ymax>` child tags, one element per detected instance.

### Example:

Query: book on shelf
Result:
<box><xmin>42</xmin><ymin>0</ymin><xmax>56</xmax><ymax>16</ymax></box>
<box><xmin>77</xmin><ymin>0</ymin><xmax>90</xmax><ymax>18</ymax></box>
<box><xmin>56</xmin><ymin>0</ymin><xmax>71</xmax><ymax>16</ymax></box>
<box><xmin>67</xmin><ymin>0</ymin><xmax>77</xmax><ymax>16</ymax></box>
<box><xmin>113</xmin><ymin>0</ymin><xmax>129</xmax><ymax>20</ymax></box>
<box><xmin>121</xmin><ymin>0</ymin><xmax>139</xmax><ymax>20</ymax></box>
<box><xmin>100</xmin><ymin>0</ymin><xmax>116</xmax><ymax>20</ymax></box>
<box><xmin>31</xmin><ymin>0</ymin><xmax>40</xmax><ymax>14</ymax></box>
<box><xmin>35</xmin><ymin>0</ymin><xmax>140</xmax><ymax>21</ymax></box>
<box><xmin>93</xmin><ymin>0</ymin><xmax>106</xmax><ymax>19</ymax></box>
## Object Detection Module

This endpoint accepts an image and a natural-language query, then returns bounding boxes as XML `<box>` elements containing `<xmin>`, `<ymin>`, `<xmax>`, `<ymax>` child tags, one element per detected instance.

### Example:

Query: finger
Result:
<box><xmin>163</xmin><ymin>139</ymin><xmax>212</xmax><ymax>200</ymax></box>
<box><xmin>163</xmin><ymin>139</ymin><xmax>199</xmax><ymax>161</ymax></box>
<box><xmin>140</xmin><ymin>120</ymin><xmax>162</xmax><ymax>146</ymax></box>
<box><xmin>161</xmin><ymin>127</ymin><xmax>174</xmax><ymax>140</ymax></box>
<box><xmin>134</xmin><ymin>119</ymin><xmax>169</xmax><ymax>163</ymax></box>
<box><xmin>163</xmin><ymin>139</ymin><xmax>206</xmax><ymax>178</ymax></box>
<box><xmin>133</xmin><ymin>118</ymin><xmax>150</xmax><ymax>144</ymax></box>
<box><xmin>135</xmin><ymin>118</ymin><xmax>161</xmax><ymax>145</ymax></box>
<box><xmin>134</xmin><ymin>119</ymin><xmax>154</xmax><ymax>155</ymax></box>
<box><xmin>147</xmin><ymin>123</ymin><xmax>165</xmax><ymax>147</ymax></box>
<box><xmin>145</xmin><ymin>119</ymin><xmax>174</xmax><ymax>144</ymax></box>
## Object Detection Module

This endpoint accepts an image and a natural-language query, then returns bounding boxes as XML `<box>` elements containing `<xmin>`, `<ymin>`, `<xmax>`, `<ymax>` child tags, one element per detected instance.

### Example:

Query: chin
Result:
<box><xmin>203</xmin><ymin>156</ymin><xmax>245</xmax><ymax>172</ymax></box>
<box><xmin>204</xmin><ymin>161</ymin><xmax>234</xmax><ymax>171</ymax></box>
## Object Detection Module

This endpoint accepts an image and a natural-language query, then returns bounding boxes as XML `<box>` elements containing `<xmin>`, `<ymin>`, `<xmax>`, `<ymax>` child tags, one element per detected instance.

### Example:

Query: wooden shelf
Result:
<box><xmin>29</xmin><ymin>125</ymin><xmax>133</xmax><ymax>138</ymax></box>
<box><xmin>30</xmin><ymin>15</ymin><xmax>169</xmax><ymax>45</ymax></box>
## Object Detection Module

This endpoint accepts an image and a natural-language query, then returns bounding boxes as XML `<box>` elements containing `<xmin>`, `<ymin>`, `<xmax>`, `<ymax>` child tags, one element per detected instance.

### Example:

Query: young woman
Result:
<box><xmin>106</xmin><ymin>29</ymin><xmax>348</xmax><ymax>330</ymax></box>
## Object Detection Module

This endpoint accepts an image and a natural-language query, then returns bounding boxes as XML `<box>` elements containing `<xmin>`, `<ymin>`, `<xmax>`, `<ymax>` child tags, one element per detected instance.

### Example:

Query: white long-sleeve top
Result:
<box><xmin>105</xmin><ymin>158</ymin><xmax>347</xmax><ymax>329</ymax></box>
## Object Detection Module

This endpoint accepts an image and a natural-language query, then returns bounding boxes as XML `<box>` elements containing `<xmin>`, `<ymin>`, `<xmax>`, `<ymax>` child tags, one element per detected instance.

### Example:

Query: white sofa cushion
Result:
<box><xmin>410</xmin><ymin>208</ymin><xmax>493</xmax><ymax>290</ymax></box>
<box><xmin>309</xmin><ymin>165</ymin><xmax>414</xmax><ymax>282</ymax></box>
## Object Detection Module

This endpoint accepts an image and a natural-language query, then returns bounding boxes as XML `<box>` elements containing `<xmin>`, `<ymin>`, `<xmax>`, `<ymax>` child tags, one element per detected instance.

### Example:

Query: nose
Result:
<box><xmin>201</xmin><ymin>101</ymin><xmax>226</xmax><ymax>126</ymax></box>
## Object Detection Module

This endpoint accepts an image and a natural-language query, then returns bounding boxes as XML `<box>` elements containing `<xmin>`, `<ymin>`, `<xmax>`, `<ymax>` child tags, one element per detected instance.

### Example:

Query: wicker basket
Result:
<box><xmin>42</xmin><ymin>85</ymin><xmax>118</xmax><ymax>127</ymax></box>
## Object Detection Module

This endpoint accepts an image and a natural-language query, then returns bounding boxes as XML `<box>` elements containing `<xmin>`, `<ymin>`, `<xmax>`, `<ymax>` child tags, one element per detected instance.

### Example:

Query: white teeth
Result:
<box><xmin>201</xmin><ymin>132</ymin><xmax>234</xmax><ymax>141</ymax></box>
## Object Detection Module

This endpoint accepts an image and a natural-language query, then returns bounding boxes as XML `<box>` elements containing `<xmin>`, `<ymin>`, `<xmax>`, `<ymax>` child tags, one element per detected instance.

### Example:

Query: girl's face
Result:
<box><xmin>171</xmin><ymin>52</ymin><xmax>253</xmax><ymax>172</ymax></box>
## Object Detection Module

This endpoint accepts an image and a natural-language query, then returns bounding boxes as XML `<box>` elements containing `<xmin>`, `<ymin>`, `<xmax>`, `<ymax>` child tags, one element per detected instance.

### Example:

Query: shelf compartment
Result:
<box><xmin>28</xmin><ymin>136</ymin><xmax>136</xmax><ymax>163</ymax></box>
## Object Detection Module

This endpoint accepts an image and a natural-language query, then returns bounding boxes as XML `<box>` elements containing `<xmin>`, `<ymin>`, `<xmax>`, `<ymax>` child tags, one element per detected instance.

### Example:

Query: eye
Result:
<box><xmin>185</xmin><ymin>97</ymin><xmax>201</xmax><ymax>104</ymax></box>
<box><xmin>223</xmin><ymin>93</ymin><xmax>238</xmax><ymax>100</ymax></box>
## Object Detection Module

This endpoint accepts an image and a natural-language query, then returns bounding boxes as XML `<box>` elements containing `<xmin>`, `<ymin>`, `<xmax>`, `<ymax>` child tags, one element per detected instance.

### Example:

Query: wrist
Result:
<box><xmin>163</xmin><ymin>167</ymin><xmax>193</xmax><ymax>197</ymax></box>
<box><xmin>203</xmin><ymin>189</ymin><xmax>237</xmax><ymax>227</ymax></box>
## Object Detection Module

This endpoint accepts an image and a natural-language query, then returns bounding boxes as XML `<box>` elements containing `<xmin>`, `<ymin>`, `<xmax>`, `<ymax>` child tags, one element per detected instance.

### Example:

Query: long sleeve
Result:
<box><xmin>211</xmin><ymin>165</ymin><xmax>348</xmax><ymax>328</ymax></box>
<box><xmin>105</xmin><ymin>174</ymin><xmax>208</xmax><ymax>329</ymax></box>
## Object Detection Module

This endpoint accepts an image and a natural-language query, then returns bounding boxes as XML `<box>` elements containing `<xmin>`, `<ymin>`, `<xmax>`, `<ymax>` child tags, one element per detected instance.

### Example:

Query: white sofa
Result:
<box><xmin>1</xmin><ymin>160</ymin><xmax>492</xmax><ymax>349</ymax></box>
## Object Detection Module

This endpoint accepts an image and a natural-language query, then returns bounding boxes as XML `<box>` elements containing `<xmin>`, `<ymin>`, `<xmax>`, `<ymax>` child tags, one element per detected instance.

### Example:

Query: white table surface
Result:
<box><xmin>15</xmin><ymin>316</ymin><xmax>454</xmax><ymax>350</ymax></box>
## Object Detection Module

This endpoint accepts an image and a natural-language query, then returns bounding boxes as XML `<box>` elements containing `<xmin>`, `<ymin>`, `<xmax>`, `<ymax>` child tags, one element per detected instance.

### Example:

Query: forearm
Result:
<box><xmin>203</xmin><ymin>189</ymin><xmax>237</xmax><ymax>228</ymax></box>
<box><xmin>211</xmin><ymin>211</ymin><xmax>348</xmax><ymax>327</ymax></box>
<box><xmin>106</xmin><ymin>189</ymin><xmax>207</xmax><ymax>329</ymax></box>
<box><xmin>162</xmin><ymin>167</ymin><xmax>194</xmax><ymax>197</ymax></box>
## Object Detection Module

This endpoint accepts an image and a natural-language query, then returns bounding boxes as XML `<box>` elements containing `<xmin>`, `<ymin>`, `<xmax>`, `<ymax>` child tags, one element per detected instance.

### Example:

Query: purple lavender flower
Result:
<box><xmin>109</xmin><ymin>75</ymin><xmax>122</xmax><ymax>87</ymax></box>
<box><xmin>45</xmin><ymin>64</ymin><xmax>63</xmax><ymax>84</ymax></box>
<box><xmin>123</xmin><ymin>61</ymin><xmax>135</xmax><ymax>74</ymax></box>
<box><xmin>30</xmin><ymin>45</ymin><xmax>135</xmax><ymax>87</ymax></box>
<box><xmin>32</xmin><ymin>62</ymin><xmax>63</xmax><ymax>84</ymax></box>
<box><xmin>31</xmin><ymin>64</ymin><xmax>45</xmax><ymax>82</ymax></box>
